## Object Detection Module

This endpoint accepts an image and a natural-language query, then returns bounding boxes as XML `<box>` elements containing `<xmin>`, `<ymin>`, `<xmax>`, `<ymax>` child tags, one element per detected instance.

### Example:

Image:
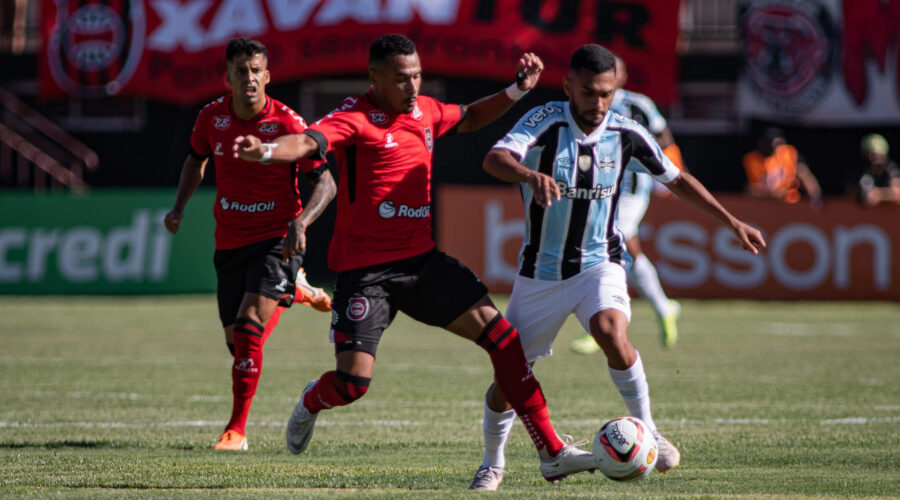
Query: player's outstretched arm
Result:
<box><xmin>164</xmin><ymin>155</ymin><xmax>207</xmax><ymax>234</ymax></box>
<box><xmin>666</xmin><ymin>171</ymin><xmax>767</xmax><ymax>255</ymax></box>
<box><xmin>281</xmin><ymin>168</ymin><xmax>337</xmax><ymax>262</ymax></box>
<box><xmin>455</xmin><ymin>53</ymin><xmax>543</xmax><ymax>134</ymax></box>
<box><xmin>483</xmin><ymin>148</ymin><xmax>560</xmax><ymax>207</ymax></box>
<box><xmin>233</xmin><ymin>133</ymin><xmax>319</xmax><ymax>163</ymax></box>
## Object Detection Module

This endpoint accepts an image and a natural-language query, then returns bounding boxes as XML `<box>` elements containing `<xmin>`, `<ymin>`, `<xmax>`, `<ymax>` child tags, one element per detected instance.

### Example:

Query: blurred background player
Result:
<box><xmin>234</xmin><ymin>34</ymin><xmax>598</xmax><ymax>484</ymax></box>
<box><xmin>742</xmin><ymin>127</ymin><xmax>822</xmax><ymax>209</ymax></box>
<box><xmin>854</xmin><ymin>133</ymin><xmax>900</xmax><ymax>205</ymax></box>
<box><xmin>163</xmin><ymin>38</ymin><xmax>336</xmax><ymax>451</ymax></box>
<box><xmin>570</xmin><ymin>55</ymin><xmax>683</xmax><ymax>354</ymax></box>
<box><xmin>470</xmin><ymin>44</ymin><xmax>766</xmax><ymax>490</ymax></box>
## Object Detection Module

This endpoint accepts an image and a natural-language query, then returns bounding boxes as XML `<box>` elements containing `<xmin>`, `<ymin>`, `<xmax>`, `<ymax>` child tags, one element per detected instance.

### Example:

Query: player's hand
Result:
<box><xmin>164</xmin><ymin>209</ymin><xmax>183</xmax><ymax>234</ymax></box>
<box><xmin>515</xmin><ymin>52</ymin><xmax>544</xmax><ymax>91</ymax></box>
<box><xmin>731</xmin><ymin>220</ymin><xmax>766</xmax><ymax>255</ymax></box>
<box><xmin>527</xmin><ymin>171</ymin><xmax>560</xmax><ymax>208</ymax></box>
<box><xmin>233</xmin><ymin>134</ymin><xmax>264</xmax><ymax>161</ymax></box>
<box><xmin>282</xmin><ymin>220</ymin><xmax>307</xmax><ymax>262</ymax></box>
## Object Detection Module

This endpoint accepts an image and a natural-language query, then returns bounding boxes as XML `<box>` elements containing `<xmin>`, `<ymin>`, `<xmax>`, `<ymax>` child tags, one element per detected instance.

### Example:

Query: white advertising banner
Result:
<box><xmin>737</xmin><ymin>0</ymin><xmax>900</xmax><ymax>125</ymax></box>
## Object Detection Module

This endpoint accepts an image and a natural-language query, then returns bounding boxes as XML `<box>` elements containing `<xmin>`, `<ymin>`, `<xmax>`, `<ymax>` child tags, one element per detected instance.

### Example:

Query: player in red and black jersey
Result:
<box><xmin>164</xmin><ymin>38</ymin><xmax>337</xmax><ymax>451</ymax></box>
<box><xmin>233</xmin><ymin>34</ymin><xmax>596</xmax><ymax>483</ymax></box>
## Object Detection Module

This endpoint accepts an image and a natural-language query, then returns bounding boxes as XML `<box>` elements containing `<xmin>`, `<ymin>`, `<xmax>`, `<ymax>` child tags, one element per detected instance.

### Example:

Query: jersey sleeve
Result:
<box><xmin>188</xmin><ymin>110</ymin><xmax>211</xmax><ymax>159</ymax></box>
<box><xmin>305</xmin><ymin>110</ymin><xmax>360</xmax><ymax>161</ymax></box>
<box><xmin>624</xmin><ymin>128</ymin><xmax>680</xmax><ymax>183</ymax></box>
<box><xmin>430</xmin><ymin>99</ymin><xmax>465</xmax><ymax>137</ymax></box>
<box><xmin>492</xmin><ymin>103</ymin><xmax>564</xmax><ymax>162</ymax></box>
<box><xmin>279</xmin><ymin>107</ymin><xmax>326</xmax><ymax>175</ymax></box>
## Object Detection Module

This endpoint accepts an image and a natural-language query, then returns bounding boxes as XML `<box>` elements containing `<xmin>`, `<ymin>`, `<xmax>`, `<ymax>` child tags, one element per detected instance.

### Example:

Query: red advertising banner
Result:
<box><xmin>437</xmin><ymin>186</ymin><xmax>900</xmax><ymax>301</ymax></box>
<box><xmin>40</xmin><ymin>0</ymin><xmax>681</xmax><ymax>105</ymax></box>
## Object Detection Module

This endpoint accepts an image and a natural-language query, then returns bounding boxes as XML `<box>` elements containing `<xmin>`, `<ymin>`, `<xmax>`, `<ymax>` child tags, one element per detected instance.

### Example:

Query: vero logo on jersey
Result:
<box><xmin>556</xmin><ymin>181</ymin><xmax>617</xmax><ymax>200</ymax></box>
<box><xmin>524</xmin><ymin>104</ymin><xmax>563</xmax><ymax>128</ymax></box>
<box><xmin>378</xmin><ymin>201</ymin><xmax>430</xmax><ymax>219</ymax></box>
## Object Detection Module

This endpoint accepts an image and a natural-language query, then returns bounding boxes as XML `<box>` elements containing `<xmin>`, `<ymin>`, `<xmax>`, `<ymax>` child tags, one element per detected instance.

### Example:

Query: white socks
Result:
<box><xmin>629</xmin><ymin>253</ymin><xmax>672</xmax><ymax>318</ymax></box>
<box><xmin>608</xmin><ymin>352</ymin><xmax>657</xmax><ymax>433</ymax></box>
<box><xmin>481</xmin><ymin>400</ymin><xmax>516</xmax><ymax>468</ymax></box>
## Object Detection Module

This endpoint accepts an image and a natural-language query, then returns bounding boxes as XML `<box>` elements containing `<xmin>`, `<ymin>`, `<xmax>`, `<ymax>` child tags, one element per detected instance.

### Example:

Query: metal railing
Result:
<box><xmin>0</xmin><ymin>88</ymin><xmax>99</xmax><ymax>191</ymax></box>
<box><xmin>679</xmin><ymin>0</ymin><xmax>739</xmax><ymax>53</ymax></box>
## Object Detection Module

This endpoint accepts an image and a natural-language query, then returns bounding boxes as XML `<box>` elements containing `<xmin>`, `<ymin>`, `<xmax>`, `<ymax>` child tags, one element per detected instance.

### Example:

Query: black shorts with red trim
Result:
<box><xmin>213</xmin><ymin>237</ymin><xmax>303</xmax><ymax>327</ymax></box>
<box><xmin>329</xmin><ymin>249</ymin><xmax>488</xmax><ymax>356</ymax></box>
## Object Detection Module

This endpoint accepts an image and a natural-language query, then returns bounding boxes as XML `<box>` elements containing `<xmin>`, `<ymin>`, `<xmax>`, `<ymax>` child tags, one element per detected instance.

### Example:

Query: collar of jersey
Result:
<box><xmin>565</xmin><ymin>101</ymin><xmax>611</xmax><ymax>146</ymax></box>
<box><xmin>226</xmin><ymin>94</ymin><xmax>272</xmax><ymax>123</ymax></box>
<box><xmin>365</xmin><ymin>88</ymin><xmax>417</xmax><ymax>119</ymax></box>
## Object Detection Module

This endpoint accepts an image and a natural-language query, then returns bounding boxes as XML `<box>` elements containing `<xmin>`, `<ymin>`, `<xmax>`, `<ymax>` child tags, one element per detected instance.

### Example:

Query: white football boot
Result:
<box><xmin>286</xmin><ymin>380</ymin><xmax>319</xmax><ymax>454</ymax></box>
<box><xmin>653</xmin><ymin>429</ymin><xmax>681</xmax><ymax>472</ymax></box>
<box><xmin>468</xmin><ymin>465</ymin><xmax>504</xmax><ymax>491</ymax></box>
<box><xmin>539</xmin><ymin>436</ymin><xmax>597</xmax><ymax>482</ymax></box>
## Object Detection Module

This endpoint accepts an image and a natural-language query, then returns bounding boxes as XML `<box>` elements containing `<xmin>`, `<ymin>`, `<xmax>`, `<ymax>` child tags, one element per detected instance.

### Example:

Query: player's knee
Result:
<box><xmin>335</xmin><ymin>370</ymin><xmax>370</xmax><ymax>402</ymax></box>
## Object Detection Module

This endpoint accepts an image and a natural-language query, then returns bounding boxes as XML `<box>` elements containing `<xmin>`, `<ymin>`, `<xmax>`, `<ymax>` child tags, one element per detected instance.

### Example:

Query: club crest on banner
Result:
<box><xmin>739</xmin><ymin>0</ymin><xmax>837</xmax><ymax>114</ymax></box>
<box><xmin>46</xmin><ymin>0</ymin><xmax>146</xmax><ymax>97</ymax></box>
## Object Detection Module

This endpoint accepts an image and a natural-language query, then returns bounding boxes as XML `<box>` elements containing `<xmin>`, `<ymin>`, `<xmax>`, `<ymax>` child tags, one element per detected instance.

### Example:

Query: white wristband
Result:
<box><xmin>505</xmin><ymin>83</ymin><xmax>529</xmax><ymax>101</ymax></box>
<box><xmin>260</xmin><ymin>143</ymin><xmax>275</xmax><ymax>162</ymax></box>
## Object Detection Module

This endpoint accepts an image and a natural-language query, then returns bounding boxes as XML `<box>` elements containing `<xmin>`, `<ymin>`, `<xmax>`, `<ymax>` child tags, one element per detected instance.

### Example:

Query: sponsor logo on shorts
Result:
<box><xmin>347</xmin><ymin>297</ymin><xmax>370</xmax><ymax>321</ymax></box>
<box><xmin>556</xmin><ymin>181</ymin><xmax>617</xmax><ymax>200</ymax></box>
<box><xmin>612</xmin><ymin>295</ymin><xmax>627</xmax><ymax>305</ymax></box>
<box><xmin>213</xmin><ymin>115</ymin><xmax>231</xmax><ymax>130</ymax></box>
<box><xmin>219</xmin><ymin>196</ymin><xmax>276</xmax><ymax>213</ymax></box>
<box><xmin>378</xmin><ymin>201</ymin><xmax>430</xmax><ymax>219</ymax></box>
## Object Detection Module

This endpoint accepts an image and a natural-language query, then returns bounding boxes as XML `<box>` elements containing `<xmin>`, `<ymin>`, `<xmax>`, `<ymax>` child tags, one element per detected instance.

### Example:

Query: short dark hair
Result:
<box><xmin>369</xmin><ymin>34</ymin><xmax>417</xmax><ymax>65</ymax></box>
<box><xmin>226</xmin><ymin>37</ymin><xmax>267</xmax><ymax>63</ymax></box>
<box><xmin>569</xmin><ymin>44</ymin><xmax>616</xmax><ymax>74</ymax></box>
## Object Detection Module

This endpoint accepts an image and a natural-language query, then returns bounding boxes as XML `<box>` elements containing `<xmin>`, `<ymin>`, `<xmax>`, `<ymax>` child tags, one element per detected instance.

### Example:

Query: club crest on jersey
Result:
<box><xmin>411</xmin><ymin>104</ymin><xmax>423</xmax><ymax>121</ymax></box>
<box><xmin>347</xmin><ymin>297</ymin><xmax>370</xmax><ymax>322</ymax></box>
<box><xmin>257</xmin><ymin>121</ymin><xmax>280</xmax><ymax>135</ymax></box>
<box><xmin>598</xmin><ymin>154</ymin><xmax>615</xmax><ymax>173</ymax></box>
<box><xmin>424</xmin><ymin>127</ymin><xmax>433</xmax><ymax>152</ymax></box>
<box><xmin>368</xmin><ymin>111</ymin><xmax>386</xmax><ymax>124</ymax></box>
<box><xmin>213</xmin><ymin>115</ymin><xmax>231</xmax><ymax>131</ymax></box>
<box><xmin>578</xmin><ymin>154</ymin><xmax>593</xmax><ymax>171</ymax></box>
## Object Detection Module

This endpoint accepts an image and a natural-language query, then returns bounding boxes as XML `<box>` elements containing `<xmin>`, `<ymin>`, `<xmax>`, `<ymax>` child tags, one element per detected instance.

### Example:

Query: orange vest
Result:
<box><xmin>742</xmin><ymin>144</ymin><xmax>802</xmax><ymax>203</ymax></box>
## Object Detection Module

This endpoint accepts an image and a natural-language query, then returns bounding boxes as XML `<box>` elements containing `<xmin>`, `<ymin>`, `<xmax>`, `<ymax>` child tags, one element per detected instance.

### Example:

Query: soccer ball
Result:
<box><xmin>593</xmin><ymin>416</ymin><xmax>658</xmax><ymax>481</ymax></box>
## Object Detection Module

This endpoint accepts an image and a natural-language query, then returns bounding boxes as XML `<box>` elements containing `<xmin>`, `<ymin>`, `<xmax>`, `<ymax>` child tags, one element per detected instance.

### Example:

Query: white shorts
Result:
<box><xmin>506</xmin><ymin>262</ymin><xmax>631</xmax><ymax>362</ymax></box>
<box><xmin>617</xmin><ymin>193</ymin><xmax>650</xmax><ymax>240</ymax></box>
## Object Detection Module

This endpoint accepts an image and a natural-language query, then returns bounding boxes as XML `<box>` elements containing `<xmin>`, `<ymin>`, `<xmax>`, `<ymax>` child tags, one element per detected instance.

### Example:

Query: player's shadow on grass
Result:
<box><xmin>0</xmin><ymin>440</ymin><xmax>128</xmax><ymax>449</ymax></box>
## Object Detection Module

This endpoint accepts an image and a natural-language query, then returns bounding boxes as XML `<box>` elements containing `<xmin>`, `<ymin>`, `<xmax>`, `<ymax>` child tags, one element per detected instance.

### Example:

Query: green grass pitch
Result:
<box><xmin>1</xmin><ymin>296</ymin><xmax>898</xmax><ymax>498</ymax></box>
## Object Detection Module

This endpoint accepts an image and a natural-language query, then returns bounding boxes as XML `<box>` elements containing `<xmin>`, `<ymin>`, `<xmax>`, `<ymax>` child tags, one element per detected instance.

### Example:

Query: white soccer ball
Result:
<box><xmin>593</xmin><ymin>416</ymin><xmax>658</xmax><ymax>481</ymax></box>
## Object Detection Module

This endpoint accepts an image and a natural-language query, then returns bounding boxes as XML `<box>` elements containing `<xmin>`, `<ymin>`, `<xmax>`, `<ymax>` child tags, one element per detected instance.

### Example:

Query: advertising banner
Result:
<box><xmin>437</xmin><ymin>185</ymin><xmax>900</xmax><ymax>300</ymax></box>
<box><xmin>737</xmin><ymin>0</ymin><xmax>900</xmax><ymax>124</ymax></box>
<box><xmin>40</xmin><ymin>0</ymin><xmax>681</xmax><ymax>105</ymax></box>
<box><xmin>0</xmin><ymin>189</ymin><xmax>217</xmax><ymax>294</ymax></box>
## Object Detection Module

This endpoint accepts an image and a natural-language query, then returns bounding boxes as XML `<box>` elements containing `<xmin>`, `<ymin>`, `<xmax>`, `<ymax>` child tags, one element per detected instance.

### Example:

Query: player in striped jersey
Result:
<box><xmin>570</xmin><ymin>55</ymin><xmax>683</xmax><ymax>353</ymax></box>
<box><xmin>468</xmin><ymin>45</ymin><xmax>765</xmax><ymax>491</ymax></box>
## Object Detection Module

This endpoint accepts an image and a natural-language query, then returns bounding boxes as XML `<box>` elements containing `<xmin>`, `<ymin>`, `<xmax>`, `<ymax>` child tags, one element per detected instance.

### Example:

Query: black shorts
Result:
<box><xmin>213</xmin><ymin>237</ymin><xmax>303</xmax><ymax>327</ymax></box>
<box><xmin>329</xmin><ymin>249</ymin><xmax>488</xmax><ymax>357</ymax></box>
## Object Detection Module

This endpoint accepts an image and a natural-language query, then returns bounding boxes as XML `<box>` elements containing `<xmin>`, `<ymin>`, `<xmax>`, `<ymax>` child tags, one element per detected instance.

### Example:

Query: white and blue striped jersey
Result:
<box><xmin>612</xmin><ymin>89</ymin><xmax>668</xmax><ymax>202</ymax></box>
<box><xmin>494</xmin><ymin>101</ymin><xmax>680</xmax><ymax>281</ymax></box>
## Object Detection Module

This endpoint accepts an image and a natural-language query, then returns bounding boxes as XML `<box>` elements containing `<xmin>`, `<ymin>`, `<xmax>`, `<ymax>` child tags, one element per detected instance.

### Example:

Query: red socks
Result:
<box><xmin>303</xmin><ymin>370</ymin><xmax>371</xmax><ymax>414</ymax></box>
<box><xmin>476</xmin><ymin>315</ymin><xmax>564</xmax><ymax>457</ymax></box>
<box><xmin>225</xmin><ymin>306</ymin><xmax>286</xmax><ymax>435</ymax></box>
